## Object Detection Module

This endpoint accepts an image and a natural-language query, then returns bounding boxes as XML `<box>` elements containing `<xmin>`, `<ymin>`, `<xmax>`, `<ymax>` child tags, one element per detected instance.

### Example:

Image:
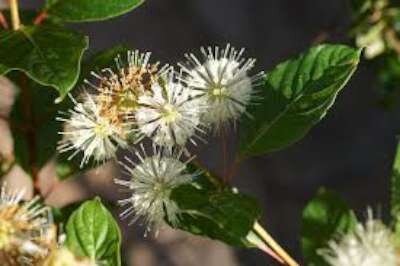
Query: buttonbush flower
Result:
<box><xmin>58</xmin><ymin>50</ymin><xmax>170</xmax><ymax>167</ymax></box>
<box><xmin>91</xmin><ymin>50</ymin><xmax>169</xmax><ymax>115</ymax></box>
<box><xmin>57</xmin><ymin>93</ymin><xmax>131</xmax><ymax>167</ymax></box>
<box><xmin>115</xmin><ymin>146</ymin><xmax>197</xmax><ymax>234</ymax></box>
<box><xmin>319</xmin><ymin>210</ymin><xmax>398</xmax><ymax>266</ymax></box>
<box><xmin>0</xmin><ymin>184</ymin><xmax>56</xmax><ymax>266</ymax></box>
<box><xmin>179</xmin><ymin>44</ymin><xmax>265</xmax><ymax>131</ymax></box>
<box><xmin>135</xmin><ymin>70</ymin><xmax>205</xmax><ymax>148</ymax></box>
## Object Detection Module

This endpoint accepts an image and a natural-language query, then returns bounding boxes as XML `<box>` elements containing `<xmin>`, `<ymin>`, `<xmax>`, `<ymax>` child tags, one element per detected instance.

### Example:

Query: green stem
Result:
<box><xmin>9</xmin><ymin>0</ymin><xmax>21</xmax><ymax>30</ymax></box>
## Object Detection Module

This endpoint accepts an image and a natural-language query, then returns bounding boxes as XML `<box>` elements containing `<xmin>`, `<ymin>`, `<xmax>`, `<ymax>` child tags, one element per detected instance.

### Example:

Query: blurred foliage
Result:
<box><xmin>349</xmin><ymin>0</ymin><xmax>400</xmax><ymax>106</ymax></box>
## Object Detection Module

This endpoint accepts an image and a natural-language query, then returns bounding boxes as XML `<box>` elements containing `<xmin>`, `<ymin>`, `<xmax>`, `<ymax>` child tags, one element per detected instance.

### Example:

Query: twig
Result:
<box><xmin>34</xmin><ymin>11</ymin><xmax>48</xmax><ymax>25</ymax></box>
<box><xmin>0</xmin><ymin>11</ymin><xmax>9</xmax><ymax>29</ymax></box>
<box><xmin>246</xmin><ymin>231</ymin><xmax>285</xmax><ymax>264</ymax></box>
<box><xmin>253</xmin><ymin>222</ymin><xmax>299</xmax><ymax>266</ymax></box>
<box><xmin>9</xmin><ymin>0</ymin><xmax>21</xmax><ymax>30</ymax></box>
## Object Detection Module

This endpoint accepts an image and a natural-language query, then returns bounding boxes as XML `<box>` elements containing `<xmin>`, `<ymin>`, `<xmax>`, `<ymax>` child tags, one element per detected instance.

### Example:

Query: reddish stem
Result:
<box><xmin>0</xmin><ymin>11</ymin><xmax>9</xmax><ymax>29</ymax></box>
<box><xmin>34</xmin><ymin>11</ymin><xmax>48</xmax><ymax>25</ymax></box>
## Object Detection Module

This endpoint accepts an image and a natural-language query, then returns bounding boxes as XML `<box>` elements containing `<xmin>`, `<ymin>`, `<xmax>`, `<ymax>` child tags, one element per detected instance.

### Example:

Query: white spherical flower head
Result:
<box><xmin>179</xmin><ymin>44</ymin><xmax>265</xmax><ymax>130</ymax></box>
<box><xmin>135</xmin><ymin>71</ymin><xmax>204</xmax><ymax>148</ymax></box>
<box><xmin>115</xmin><ymin>147</ymin><xmax>196</xmax><ymax>234</ymax></box>
<box><xmin>320</xmin><ymin>211</ymin><xmax>398</xmax><ymax>266</ymax></box>
<box><xmin>57</xmin><ymin>93</ymin><xmax>130</xmax><ymax>167</ymax></box>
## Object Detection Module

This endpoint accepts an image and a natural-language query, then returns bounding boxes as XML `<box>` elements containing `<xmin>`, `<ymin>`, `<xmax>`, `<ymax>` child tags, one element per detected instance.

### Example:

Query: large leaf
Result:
<box><xmin>301</xmin><ymin>188</ymin><xmax>356</xmax><ymax>266</ymax></box>
<box><xmin>239</xmin><ymin>44</ymin><xmax>361</xmax><ymax>158</ymax></box>
<box><xmin>46</xmin><ymin>0</ymin><xmax>145</xmax><ymax>23</ymax></box>
<box><xmin>66</xmin><ymin>198</ymin><xmax>121</xmax><ymax>266</ymax></box>
<box><xmin>0</xmin><ymin>25</ymin><xmax>88</xmax><ymax>100</ymax></box>
<box><xmin>170</xmin><ymin>170</ymin><xmax>261</xmax><ymax>247</ymax></box>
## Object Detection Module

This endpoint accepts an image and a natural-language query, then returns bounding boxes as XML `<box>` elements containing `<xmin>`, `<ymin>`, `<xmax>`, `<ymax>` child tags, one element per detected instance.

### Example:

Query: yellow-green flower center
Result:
<box><xmin>94</xmin><ymin>122</ymin><xmax>111</xmax><ymax>137</ymax></box>
<box><xmin>210</xmin><ymin>85</ymin><xmax>228</xmax><ymax>100</ymax></box>
<box><xmin>162</xmin><ymin>104</ymin><xmax>180</xmax><ymax>123</ymax></box>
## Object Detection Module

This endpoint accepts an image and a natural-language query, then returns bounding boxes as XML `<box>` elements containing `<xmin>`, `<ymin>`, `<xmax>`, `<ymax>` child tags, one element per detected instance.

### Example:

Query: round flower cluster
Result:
<box><xmin>319</xmin><ymin>210</ymin><xmax>400</xmax><ymax>266</ymax></box>
<box><xmin>58</xmin><ymin>44</ymin><xmax>264</xmax><ymax>233</ymax></box>
<box><xmin>0</xmin><ymin>183</ymin><xmax>100</xmax><ymax>266</ymax></box>
<box><xmin>0</xmin><ymin>184</ymin><xmax>56</xmax><ymax>266</ymax></box>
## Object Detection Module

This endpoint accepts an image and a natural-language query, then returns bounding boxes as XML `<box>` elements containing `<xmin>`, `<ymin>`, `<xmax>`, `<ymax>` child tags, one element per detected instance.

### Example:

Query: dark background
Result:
<box><xmin>17</xmin><ymin>0</ymin><xmax>400</xmax><ymax>265</ymax></box>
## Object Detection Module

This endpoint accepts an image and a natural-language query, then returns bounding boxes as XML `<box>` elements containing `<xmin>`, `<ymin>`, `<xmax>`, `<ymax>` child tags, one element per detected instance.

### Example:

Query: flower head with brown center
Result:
<box><xmin>57</xmin><ymin>93</ymin><xmax>132</xmax><ymax>167</ymax></box>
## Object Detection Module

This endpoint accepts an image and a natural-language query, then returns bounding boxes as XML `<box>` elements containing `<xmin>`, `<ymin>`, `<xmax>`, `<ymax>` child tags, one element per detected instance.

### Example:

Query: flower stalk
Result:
<box><xmin>9</xmin><ymin>0</ymin><xmax>21</xmax><ymax>30</ymax></box>
<box><xmin>253</xmin><ymin>222</ymin><xmax>299</xmax><ymax>266</ymax></box>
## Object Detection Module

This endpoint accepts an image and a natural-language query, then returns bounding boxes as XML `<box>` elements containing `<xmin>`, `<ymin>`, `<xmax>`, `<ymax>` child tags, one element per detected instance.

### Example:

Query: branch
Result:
<box><xmin>34</xmin><ymin>11</ymin><xmax>48</xmax><ymax>25</ymax></box>
<box><xmin>253</xmin><ymin>222</ymin><xmax>299</xmax><ymax>266</ymax></box>
<box><xmin>0</xmin><ymin>11</ymin><xmax>9</xmax><ymax>29</ymax></box>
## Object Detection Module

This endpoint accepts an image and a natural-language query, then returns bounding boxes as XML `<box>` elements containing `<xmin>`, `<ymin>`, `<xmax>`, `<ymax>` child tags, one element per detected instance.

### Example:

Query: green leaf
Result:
<box><xmin>46</xmin><ymin>0</ymin><xmax>145</xmax><ymax>23</ymax></box>
<box><xmin>9</xmin><ymin>76</ymin><xmax>70</xmax><ymax>175</ymax></box>
<box><xmin>301</xmin><ymin>188</ymin><xmax>356</xmax><ymax>266</ymax></box>
<box><xmin>239</xmin><ymin>44</ymin><xmax>361</xmax><ymax>159</ymax></box>
<box><xmin>0</xmin><ymin>25</ymin><xmax>88</xmax><ymax>100</ymax></box>
<box><xmin>66</xmin><ymin>198</ymin><xmax>121</xmax><ymax>266</ymax></box>
<box><xmin>170</xmin><ymin>171</ymin><xmax>261</xmax><ymax>247</ymax></box>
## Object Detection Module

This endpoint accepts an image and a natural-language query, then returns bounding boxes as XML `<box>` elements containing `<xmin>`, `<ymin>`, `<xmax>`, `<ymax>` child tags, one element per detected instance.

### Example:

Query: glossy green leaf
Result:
<box><xmin>46</xmin><ymin>0</ymin><xmax>145</xmax><ymax>23</ymax></box>
<box><xmin>301</xmin><ymin>188</ymin><xmax>356</xmax><ymax>266</ymax></box>
<box><xmin>0</xmin><ymin>25</ymin><xmax>88</xmax><ymax>100</ymax></box>
<box><xmin>66</xmin><ymin>198</ymin><xmax>121</xmax><ymax>266</ymax></box>
<box><xmin>239</xmin><ymin>44</ymin><xmax>360</xmax><ymax>158</ymax></box>
<box><xmin>170</xmin><ymin>171</ymin><xmax>261</xmax><ymax>247</ymax></box>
